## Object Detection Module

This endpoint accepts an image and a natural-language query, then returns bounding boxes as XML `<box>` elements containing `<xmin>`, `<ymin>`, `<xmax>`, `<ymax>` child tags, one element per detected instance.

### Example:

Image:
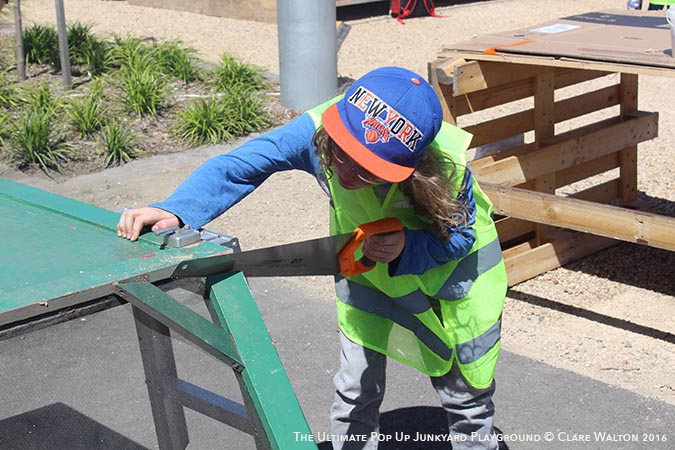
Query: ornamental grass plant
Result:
<box><xmin>0</xmin><ymin>28</ymin><xmax>274</xmax><ymax>175</ymax></box>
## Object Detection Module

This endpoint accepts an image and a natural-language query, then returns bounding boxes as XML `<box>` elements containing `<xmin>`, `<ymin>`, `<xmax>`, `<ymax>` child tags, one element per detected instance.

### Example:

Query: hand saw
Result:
<box><xmin>170</xmin><ymin>218</ymin><xmax>403</xmax><ymax>278</ymax></box>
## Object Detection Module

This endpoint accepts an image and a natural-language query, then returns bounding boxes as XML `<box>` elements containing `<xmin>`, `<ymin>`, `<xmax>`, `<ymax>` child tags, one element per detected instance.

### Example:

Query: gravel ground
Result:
<box><xmin>2</xmin><ymin>0</ymin><xmax>674</xmax><ymax>407</ymax></box>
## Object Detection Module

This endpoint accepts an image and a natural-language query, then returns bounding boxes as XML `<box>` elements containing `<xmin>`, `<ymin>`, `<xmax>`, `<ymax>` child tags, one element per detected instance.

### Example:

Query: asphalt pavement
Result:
<box><xmin>0</xmin><ymin>277</ymin><xmax>673</xmax><ymax>450</ymax></box>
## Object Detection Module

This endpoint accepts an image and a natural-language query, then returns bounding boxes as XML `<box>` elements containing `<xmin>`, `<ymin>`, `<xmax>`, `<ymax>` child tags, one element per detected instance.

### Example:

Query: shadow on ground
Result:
<box><xmin>0</xmin><ymin>403</ymin><xmax>149</xmax><ymax>450</ymax></box>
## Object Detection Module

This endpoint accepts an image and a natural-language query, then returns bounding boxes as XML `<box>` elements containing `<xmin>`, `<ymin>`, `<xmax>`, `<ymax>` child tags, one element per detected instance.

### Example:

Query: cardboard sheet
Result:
<box><xmin>444</xmin><ymin>9</ymin><xmax>675</xmax><ymax>69</ymax></box>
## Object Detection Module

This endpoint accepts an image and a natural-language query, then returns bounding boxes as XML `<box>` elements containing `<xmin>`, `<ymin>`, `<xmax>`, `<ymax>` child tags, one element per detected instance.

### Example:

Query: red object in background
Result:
<box><xmin>390</xmin><ymin>0</ymin><xmax>441</xmax><ymax>24</ymax></box>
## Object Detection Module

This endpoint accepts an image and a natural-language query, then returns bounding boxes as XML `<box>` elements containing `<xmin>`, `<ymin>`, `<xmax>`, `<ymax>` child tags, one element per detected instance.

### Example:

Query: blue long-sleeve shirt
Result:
<box><xmin>151</xmin><ymin>112</ymin><xmax>477</xmax><ymax>276</ymax></box>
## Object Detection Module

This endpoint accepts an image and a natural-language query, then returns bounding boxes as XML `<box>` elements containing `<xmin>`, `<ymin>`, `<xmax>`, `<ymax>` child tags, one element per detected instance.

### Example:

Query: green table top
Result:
<box><xmin>0</xmin><ymin>178</ymin><xmax>226</xmax><ymax>327</ymax></box>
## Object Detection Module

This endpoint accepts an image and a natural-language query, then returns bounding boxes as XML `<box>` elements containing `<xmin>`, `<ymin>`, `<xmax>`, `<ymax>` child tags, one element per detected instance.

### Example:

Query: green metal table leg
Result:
<box><xmin>132</xmin><ymin>305</ymin><xmax>190</xmax><ymax>450</ymax></box>
<box><xmin>205</xmin><ymin>272</ymin><xmax>318</xmax><ymax>450</ymax></box>
<box><xmin>116</xmin><ymin>277</ymin><xmax>318</xmax><ymax>450</ymax></box>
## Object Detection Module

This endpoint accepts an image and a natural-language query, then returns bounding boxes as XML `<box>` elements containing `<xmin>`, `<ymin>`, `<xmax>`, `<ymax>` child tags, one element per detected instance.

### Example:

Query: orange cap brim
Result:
<box><xmin>322</xmin><ymin>104</ymin><xmax>415</xmax><ymax>183</ymax></box>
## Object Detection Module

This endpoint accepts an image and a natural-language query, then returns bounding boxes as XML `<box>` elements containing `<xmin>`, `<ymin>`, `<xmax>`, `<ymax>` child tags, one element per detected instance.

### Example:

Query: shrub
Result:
<box><xmin>213</xmin><ymin>54</ymin><xmax>267</xmax><ymax>93</ymax></box>
<box><xmin>118</xmin><ymin>53</ymin><xmax>168</xmax><ymax>117</ymax></box>
<box><xmin>0</xmin><ymin>74</ymin><xmax>20</xmax><ymax>109</ymax></box>
<box><xmin>67</xmin><ymin>81</ymin><xmax>106</xmax><ymax>136</ymax></box>
<box><xmin>107</xmin><ymin>35</ymin><xmax>148</xmax><ymax>69</ymax></box>
<box><xmin>8</xmin><ymin>108</ymin><xmax>69</xmax><ymax>171</ymax></box>
<box><xmin>173</xmin><ymin>96</ymin><xmax>232</xmax><ymax>146</ymax></box>
<box><xmin>15</xmin><ymin>83</ymin><xmax>58</xmax><ymax>112</ymax></box>
<box><xmin>23</xmin><ymin>24</ymin><xmax>60</xmax><ymax>68</ymax></box>
<box><xmin>67</xmin><ymin>21</ymin><xmax>111</xmax><ymax>77</ymax></box>
<box><xmin>220</xmin><ymin>85</ymin><xmax>270</xmax><ymax>135</ymax></box>
<box><xmin>173</xmin><ymin>86</ymin><xmax>269</xmax><ymax>146</ymax></box>
<box><xmin>97</xmin><ymin>121</ymin><xmax>139</xmax><ymax>167</ymax></box>
<box><xmin>151</xmin><ymin>40</ymin><xmax>201</xmax><ymax>84</ymax></box>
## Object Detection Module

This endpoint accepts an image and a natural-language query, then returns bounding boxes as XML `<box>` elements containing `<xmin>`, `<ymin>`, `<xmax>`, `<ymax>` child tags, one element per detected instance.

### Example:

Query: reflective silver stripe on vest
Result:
<box><xmin>335</xmin><ymin>277</ymin><xmax>453</xmax><ymax>361</ymax></box>
<box><xmin>456</xmin><ymin>317</ymin><xmax>502</xmax><ymax>364</ymax></box>
<box><xmin>434</xmin><ymin>237</ymin><xmax>504</xmax><ymax>300</ymax></box>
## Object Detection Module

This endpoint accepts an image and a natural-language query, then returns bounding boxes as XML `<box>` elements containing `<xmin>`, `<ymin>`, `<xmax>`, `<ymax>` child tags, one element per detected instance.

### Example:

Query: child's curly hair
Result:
<box><xmin>313</xmin><ymin>127</ymin><xmax>470</xmax><ymax>243</ymax></box>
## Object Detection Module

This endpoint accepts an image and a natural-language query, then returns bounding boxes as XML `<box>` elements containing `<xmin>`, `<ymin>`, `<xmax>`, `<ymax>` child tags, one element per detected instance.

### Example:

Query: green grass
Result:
<box><xmin>151</xmin><ymin>40</ymin><xmax>201</xmax><ymax>83</ymax></box>
<box><xmin>1</xmin><ymin>27</ymin><xmax>275</xmax><ymax>173</ymax></box>
<box><xmin>0</xmin><ymin>73</ymin><xmax>21</xmax><ymax>109</ymax></box>
<box><xmin>173</xmin><ymin>85</ymin><xmax>269</xmax><ymax>146</ymax></box>
<box><xmin>173</xmin><ymin>96</ymin><xmax>233</xmax><ymax>146</ymax></box>
<box><xmin>15</xmin><ymin>83</ymin><xmax>59</xmax><ymax>112</ymax></box>
<box><xmin>97</xmin><ymin>121</ymin><xmax>139</xmax><ymax>167</ymax></box>
<box><xmin>213</xmin><ymin>54</ymin><xmax>267</xmax><ymax>93</ymax></box>
<box><xmin>67</xmin><ymin>80</ymin><xmax>106</xmax><ymax>136</ymax></box>
<box><xmin>118</xmin><ymin>52</ymin><xmax>168</xmax><ymax>117</ymax></box>
<box><xmin>23</xmin><ymin>24</ymin><xmax>60</xmax><ymax>68</ymax></box>
<box><xmin>8</xmin><ymin>108</ymin><xmax>69</xmax><ymax>171</ymax></box>
<box><xmin>67</xmin><ymin>22</ymin><xmax>111</xmax><ymax>77</ymax></box>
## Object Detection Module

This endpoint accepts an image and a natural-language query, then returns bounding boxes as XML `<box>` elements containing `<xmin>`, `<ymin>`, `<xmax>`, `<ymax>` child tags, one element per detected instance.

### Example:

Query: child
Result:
<box><xmin>118</xmin><ymin>66</ymin><xmax>508</xmax><ymax>450</ymax></box>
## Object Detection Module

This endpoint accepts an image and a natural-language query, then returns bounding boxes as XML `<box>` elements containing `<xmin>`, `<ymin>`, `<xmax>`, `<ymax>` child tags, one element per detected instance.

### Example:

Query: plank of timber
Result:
<box><xmin>533</xmin><ymin>70</ymin><xmax>557</xmax><ymax>245</ymax></box>
<box><xmin>473</xmin><ymin>111</ymin><xmax>658</xmax><ymax>186</ymax></box>
<box><xmin>436</xmin><ymin>50</ymin><xmax>675</xmax><ymax>79</ymax></box>
<box><xmin>453</xmin><ymin>67</ymin><xmax>610</xmax><ymax>116</ymax></box>
<box><xmin>463</xmin><ymin>84</ymin><xmax>621</xmax><ymax>149</ymax></box>
<box><xmin>432</xmin><ymin>56</ymin><xmax>467</xmax><ymax>85</ymax></box>
<box><xmin>554</xmin><ymin>153</ymin><xmax>620</xmax><ymax>188</ymax></box>
<box><xmin>568</xmin><ymin>179</ymin><xmax>620</xmax><ymax>204</ymax></box>
<box><xmin>464</xmin><ymin>109</ymin><xmax>533</xmax><ymax>148</ymax></box>
<box><xmin>429</xmin><ymin>59</ymin><xmax>461</xmax><ymax>124</ymax></box>
<box><xmin>503</xmin><ymin>232</ymin><xmax>618</xmax><ymax>286</ymax></box>
<box><xmin>453</xmin><ymin>61</ymin><xmax>553</xmax><ymax>96</ymax></box>
<box><xmin>469</xmin><ymin>142</ymin><xmax>538</xmax><ymax>171</ymax></box>
<box><xmin>554</xmin><ymin>84</ymin><xmax>621</xmax><ymax>123</ymax></box>
<box><xmin>619</xmin><ymin>73</ymin><xmax>639</xmax><ymax>204</ymax></box>
<box><xmin>495</xmin><ymin>217</ymin><xmax>536</xmax><ymax>244</ymax></box>
<box><xmin>481</xmin><ymin>183</ymin><xmax>675</xmax><ymax>252</ymax></box>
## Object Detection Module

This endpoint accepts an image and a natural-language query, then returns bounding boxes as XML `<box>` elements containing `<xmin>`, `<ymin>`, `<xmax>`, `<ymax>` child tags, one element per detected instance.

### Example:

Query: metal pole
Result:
<box><xmin>277</xmin><ymin>0</ymin><xmax>337</xmax><ymax>111</ymax></box>
<box><xmin>54</xmin><ymin>0</ymin><xmax>71</xmax><ymax>90</ymax></box>
<box><xmin>13</xmin><ymin>0</ymin><xmax>26</xmax><ymax>80</ymax></box>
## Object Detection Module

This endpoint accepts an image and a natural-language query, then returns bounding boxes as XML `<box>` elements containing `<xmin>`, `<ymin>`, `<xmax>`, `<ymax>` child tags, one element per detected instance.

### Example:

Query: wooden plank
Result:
<box><xmin>568</xmin><ymin>179</ymin><xmax>621</xmax><ymax>204</ymax></box>
<box><xmin>429</xmin><ymin>58</ymin><xmax>461</xmax><ymax>124</ymax></box>
<box><xmin>502</xmin><ymin>240</ymin><xmax>535</xmax><ymax>261</ymax></box>
<box><xmin>503</xmin><ymin>231</ymin><xmax>618</xmax><ymax>286</ymax></box>
<box><xmin>431</xmin><ymin>56</ymin><xmax>466</xmax><ymax>85</ymax></box>
<box><xmin>533</xmin><ymin>70</ymin><xmax>556</xmax><ymax>244</ymax></box>
<box><xmin>453</xmin><ymin>67</ymin><xmax>610</xmax><ymax>116</ymax></box>
<box><xmin>554</xmin><ymin>84</ymin><xmax>621</xmax><ymax>123</ymax></box>
<box><xmin>469</xmin><ymin>142</ymin><xmax>538</xmax><ymax>171</ymax></box>
<box><xmin>619</xmin><ymin>72</ymin><xmax>639</xmax><ymax>204</ymax></box>
<box><xmin>481</xmin><ymin>183</ymin><xmax>675</xmax><ymax>252</ymax></box>
<box><xmin>464</xmin><ymin>109</ymin><xmax>533</xmax><ymax>148</ymax></box>
<box><xmin>554</xmin><ymin>153</ymin><xmax>619</xmax><ymax>188</ymax></box>
<box><xmin>473</xmin><ymin>111</ymin><xmax>658</xmax><ymax>186</ymax></box>
<box><xmin>436</xmin><ymin>50</ymin><xmax>675</xmax><ymax>79</ymax></box>
<box><xmin>495</xmin><ymin>217</ymin><xmax>536</xmax><ymax>244</ymax></box>
<box><xmin>463</xmin><ymin>84</ymin><xmax>620</xmax><ymax>150</ymax></box>
<box><xmin>453</xmin><ymin>60</ymin><xmax>552</xmax><ymax>96</ymax></box>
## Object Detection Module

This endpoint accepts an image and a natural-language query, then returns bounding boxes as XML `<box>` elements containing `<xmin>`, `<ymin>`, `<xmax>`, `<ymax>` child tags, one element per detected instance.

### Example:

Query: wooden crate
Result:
<box><xmin>428</xmin><ymin>56</ymin><xmax>674</xmax><ymax>286</ymax></box>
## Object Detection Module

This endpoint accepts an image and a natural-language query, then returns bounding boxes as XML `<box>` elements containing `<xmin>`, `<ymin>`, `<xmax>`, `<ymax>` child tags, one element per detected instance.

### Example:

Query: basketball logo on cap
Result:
<box><xmin>347</xmin><ymin>86</ymin><xmax>423</xmax><ymax>152</ymax></box>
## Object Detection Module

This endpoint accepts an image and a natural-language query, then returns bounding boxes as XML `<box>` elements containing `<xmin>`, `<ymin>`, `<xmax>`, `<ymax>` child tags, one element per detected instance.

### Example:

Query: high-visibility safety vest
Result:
<box><xmin>308</xmin><ymin>97</ymin><xmax>507</xmax><ymax>389</ymax></box>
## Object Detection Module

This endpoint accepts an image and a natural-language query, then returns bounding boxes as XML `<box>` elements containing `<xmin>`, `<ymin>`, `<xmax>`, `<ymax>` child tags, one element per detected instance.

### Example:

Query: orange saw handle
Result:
<box><xmin>337</xmin><ymin>218</ymin><xmax>404</xmax><ymax>277</ymax></box>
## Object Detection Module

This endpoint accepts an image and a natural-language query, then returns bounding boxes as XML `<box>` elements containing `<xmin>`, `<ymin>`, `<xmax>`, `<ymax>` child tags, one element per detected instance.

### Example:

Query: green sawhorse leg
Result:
<box><xmin>114</xmin><ymin>271</ymin><xmax>317</xmax><ymax>450</ymax></box>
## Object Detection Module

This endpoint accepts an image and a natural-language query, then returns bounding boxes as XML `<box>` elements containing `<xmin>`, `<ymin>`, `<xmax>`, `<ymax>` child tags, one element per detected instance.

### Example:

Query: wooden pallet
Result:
<box><xmin>429</xmin><ymin>55</ymin><xmax>675</xmax><ymax>286</ymax></box>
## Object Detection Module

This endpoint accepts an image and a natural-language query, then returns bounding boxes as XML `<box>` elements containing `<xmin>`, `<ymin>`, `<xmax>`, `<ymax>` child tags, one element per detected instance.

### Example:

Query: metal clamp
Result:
<box><xmin>154</xmin><ymin>226</ymin><xmax>240</xmax><ymax>252</ymax></box>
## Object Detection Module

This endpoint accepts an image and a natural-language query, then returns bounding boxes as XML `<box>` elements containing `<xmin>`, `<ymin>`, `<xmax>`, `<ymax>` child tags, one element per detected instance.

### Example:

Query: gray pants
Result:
<box><xmin>330</xmin><ymin>332</ymin><xmax>499</xmax><ymax>450</ymax></box>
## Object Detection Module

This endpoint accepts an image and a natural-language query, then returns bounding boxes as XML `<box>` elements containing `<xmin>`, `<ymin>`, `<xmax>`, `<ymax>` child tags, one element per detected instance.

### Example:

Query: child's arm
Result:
<box><xmin>390</xmin><ymin>169</ymin><xmax>477</xmax><ymax>276</ymax></box>
<box><xmin>118</xmin><ymin>113</ymin><xmax>319</xmax><ymax>240</ymax></box>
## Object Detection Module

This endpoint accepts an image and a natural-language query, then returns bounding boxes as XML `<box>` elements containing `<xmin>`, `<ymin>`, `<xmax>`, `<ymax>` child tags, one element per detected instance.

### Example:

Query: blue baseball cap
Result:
<box><xmin>322</xmin><ymin>66</ymin><xmax>443</xmax><ymax>183</ymax></box>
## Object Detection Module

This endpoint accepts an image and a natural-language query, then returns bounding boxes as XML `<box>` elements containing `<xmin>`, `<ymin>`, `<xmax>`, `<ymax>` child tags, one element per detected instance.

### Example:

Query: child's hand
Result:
<box><xmin>362</xmin><ymin>230</ymin><xmax>405</xmax><ymax>264</ymax></box>
<box><xmin>117</xmin><ymin>207</ymin><xmax>179</xmax><ymax>241</ymax></box>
